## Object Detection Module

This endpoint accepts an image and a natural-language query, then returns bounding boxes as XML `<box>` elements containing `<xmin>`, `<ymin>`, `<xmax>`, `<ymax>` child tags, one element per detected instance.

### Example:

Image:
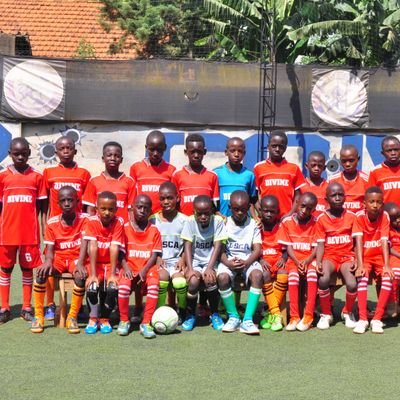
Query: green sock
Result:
<box><xmin>172</xmin><ymin>277</ymin><xmax>187</xmax><ymax>309</ymax></box>
<box><xmin>219</xmin><ymin>288</ymin><xmax>239</xmax><ymax>318</ymax></box>
<box><xmin>243</xmin><ymin>287</ymin><xmax>262</xmax><ymax>321</ymax></box>
<box><xmin>157</xmin><ymin>281</ymin><xmax>169</xmax><ymax>307</ymax></box>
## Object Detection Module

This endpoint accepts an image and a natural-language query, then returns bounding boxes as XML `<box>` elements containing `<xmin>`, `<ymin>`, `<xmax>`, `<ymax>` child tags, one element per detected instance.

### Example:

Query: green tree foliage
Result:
<box><xmin>100</xmin><ymin>0</ymin><xmax>211</xmax><ymax>58</ymax></box>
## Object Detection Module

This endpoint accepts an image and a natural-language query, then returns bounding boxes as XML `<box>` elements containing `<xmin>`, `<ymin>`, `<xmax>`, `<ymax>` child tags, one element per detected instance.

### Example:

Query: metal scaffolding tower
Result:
<box><xmin>257</xmin><ymin>0</ymin><xmax>277</xmax><ymax>162</ymax></box>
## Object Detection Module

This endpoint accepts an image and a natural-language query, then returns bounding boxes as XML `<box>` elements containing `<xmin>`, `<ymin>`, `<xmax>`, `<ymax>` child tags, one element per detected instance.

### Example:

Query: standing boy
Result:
<box><xmin>83</xmin><ymin>141</ymin><xmax>135</xmax><ymax>222</ymax></box>
<box><xmin>118</xmin><ymin>195</ymin><xmax>161</xmax><ymax>339</ymax></box>
<box><xmin>130</xmin><ymin>130</ymin><xmax>176</xmax><ymax>214</ymax></box>
<box><xmin>31</xmin><ymin>186</ymin><xmax>88</xmax><ymax>333</ymax></box>
<box><xmin>254</xmin><ymin>130</ymin><xmax>306</xmax><ymax>218</ymax></box>
<box><xmin>214</xmin><ymin>137</ymin><xmax>257</xmax><ymax>218</ymax></box>
<box><xmin>84</xmin><ymin>191</ymin><xmax>124</xmax><ymax>334</ymax></box>
<box><xmin>0</xmin><ymin>138</ymin><xmax>47</xmax><ymax>323</ymax></box>
<box><xmin>172</xmin><ymin>134</ymin><xmax>219</xmax><ymax>216</ymax></box>
<box><xmin>353</xmin><ymin>187</ymin><xmax>394</xmax><ymax>334</ymax></box>
<box><xmin>181</xmin><ymin>195</ymin><xmax>227</xmax><ymax>331</ymax></box>
<box><xmin>217</xmin><ymin>191</ymin><xmax>263</xmax><ymax>335</ymax></box>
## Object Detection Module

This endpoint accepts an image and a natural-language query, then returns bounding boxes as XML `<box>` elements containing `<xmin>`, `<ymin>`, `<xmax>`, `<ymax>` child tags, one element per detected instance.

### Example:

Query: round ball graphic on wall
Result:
<box><xmin>3</xmin><ymin>60</ymin><xmax>64</xmax><ymax>118</ymax></box>
<box><xmin>311</xmin><ymin>70</ymin><xmax>367</xmax><ymax>127</ymax></box>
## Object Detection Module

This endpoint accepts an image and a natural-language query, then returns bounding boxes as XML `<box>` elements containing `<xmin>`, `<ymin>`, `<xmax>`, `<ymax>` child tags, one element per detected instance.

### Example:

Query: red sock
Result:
<box><xmin>318</xmin><ymin>288</ymin><xmax>331</xmax><ymax>315</ymax></box>
<box><xmin>142</xmin><ymin>283</ymin><xmax>159</xmax><ymax>324</ymax></box>
<box><xmin>118</xmin><ymin>282</ymin><xmax>131</xmax><ymax>322</ymax></box>
<box><xmin>0</xmin><ymin>270</ymin><xmax>11</xmax><ymax>310</ymax></box>
<box><xmin>357</xmin><ymin>276</ymin><xmax>369</xmax><ymax>321</ymax></box>
<box><xmin>373</xmin><ymin>277</ymin><xmax>392</xmax><ymax>321</ymax></box>
<box><xmin>288</xmin><ymin>272</ymin><xmax>300</xmax><ymax>319</ymax></box>
<box><xmin>21</xmin><ymin>270</ymin><xmax>33</xmax><ymax>310</ymax></box>
<box><xmin>304</xmin><ymin>268</ymin><xmax>318</xmax><ymax>317</ymax></box>
<box><xmin>389</xmin><ymin>279</ymin><xmax>398</xmax><ymax>304</ymax></box>
<box><xmin>343</xmin><ymin>290</ymin><xmax>357</xmax><ymax>314</ymax></box>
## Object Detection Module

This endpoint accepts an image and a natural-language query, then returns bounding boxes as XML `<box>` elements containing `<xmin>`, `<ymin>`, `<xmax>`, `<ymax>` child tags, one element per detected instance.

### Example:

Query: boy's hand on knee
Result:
<box><xmin>107</xmin><ymin>274</ymin><xmax>118</xmax><ymax>287</ymax></box>
<box><xmin>203</xmin><ymin>268</ymin><xmax>216</xmax><ymax>285</ymax></box>
<box><xmin>74</xmin><ymin>262</ymin><xmax>88</xmax><ymax>280</ymax></box>
<box><xmin>36</xmin><ymin>263</ymin><xmax>52</xmax><ymax>280</ymax></box>
<box><xmin>316</xmin><ymin>261</ymin><xmax>323</xmax><ymax>275</ymax></box>
<box><xmin>383</xmin><ymin>265</ymin><xmax>394</xmax><ymax>279</ymax></box>
<box><xmin>86</xmin><ymin>274</ymin><xmax>98</xmax><ymax>288</ymax></box>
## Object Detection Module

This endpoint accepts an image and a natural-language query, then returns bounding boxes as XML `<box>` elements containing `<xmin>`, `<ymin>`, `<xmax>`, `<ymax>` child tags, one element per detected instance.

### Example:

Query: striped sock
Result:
<box><xmin>142</xmin><ymin>284</ymin><xmax>159</xmax><ymax>324</ymax></box>
<box><xmin>318</xmin><ymin>288</ymin><xmax>332</xmax><ymax>315</ymax></box>
<box><xmin>33</xmin><ymin>282</ymin><xmax>46</xmax><ymax>322</ymax></box>
<box><xmin>262</xmin><ymin>283</ymin><xmax>280</xmax><ymax>315</ymax></box>
<box><xmin>243</xmin><ymin>287</ymin><xmax>261</xmax><ymax>321</ymax></box>
<box><xmin>172</xmin><ymin>277</ymin><xmax>187</xmax><ymax>310</ymax></box>
<box><xmin>288</xmin><ymin>271</ymin><xmax>300</xmax><ymax>320</ymax></box>
<box><xmin>68</xmin><ymin>285</ymin><xmax>85</xmax><ymax>319</ymax></box>
<box><xmin>0</xmin><ymin>270</ymin><xmax>11</xmax><ymax>310</ymax></box>
<box><xmin>304</xmin><ymin>268</ymin><xmax>318</xmax><ymax>318</ymax></box>
<box><xmin>219</xmin><ymin>287</ymin><xmax>239</xmax><ymax>318</ymax></box>
<box><xmin>118</xmin><ymin>283</ymin><xmax>132</xmax><ymax>322</ymax></box>
<box><xmin>22</xmin><ymin>270</ymin><xmax>33</xmax><ymax>310</ymax></box>
<box><xmin>373</xmin><ymin>276</ymin><xmax>392</xmax><ymax>321</ymax></box>
<box><xmin>357</xmin><ymin>276</ymin><xmax>369</xmax><ymax>321</ymax></box>
<box><xmin>273</xmin><ymin>273</ymin><xmax>288</xmax><ymax>306</ymax></box>
<box><xmin>343</xmin><ymin>290</ymin><xmax>357</xmax><ymax>314</ymax></box>
<box><xmin>157</xmin><ymin>280</ymin><xmax>169</xmax><ymax>307</ymax></box>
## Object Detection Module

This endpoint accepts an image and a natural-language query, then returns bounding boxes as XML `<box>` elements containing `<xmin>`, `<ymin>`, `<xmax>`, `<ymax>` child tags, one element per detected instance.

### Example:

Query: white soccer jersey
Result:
<box><xmin>181</xmin><ymin>215</ymin><xmax>228</xmax><ymax>266</ymax></box>
<box><xmin>150</xmin><ymin>211</ymin><xmax>188</xmax><ymax>265</ymax></box>
<box><xmin>225</xmin><ymin>216</ymin><xmax>262</xmax><ymax>260</ymax></box>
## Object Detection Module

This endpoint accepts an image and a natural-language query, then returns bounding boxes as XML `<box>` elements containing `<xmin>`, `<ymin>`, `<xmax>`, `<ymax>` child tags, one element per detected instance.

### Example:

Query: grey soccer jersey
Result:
<box><xmin>181</xmin><ymin>215</ymin><xmax>228</xmax><ymax>266</ymax></box>
<box><xmin>225</xmin><ymin>216</ymin><xmax>262</xmax><ymax>260</ymax></box>
<box><xmin>150</xmin><ymin>212</ymin><xmax>188</xmax><ymax>266</ymax></box>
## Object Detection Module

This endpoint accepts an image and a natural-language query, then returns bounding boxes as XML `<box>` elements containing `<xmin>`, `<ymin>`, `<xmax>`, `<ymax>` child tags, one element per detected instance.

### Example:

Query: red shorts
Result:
<box><xmin>86</xmin><ymin>263</ymin><xmax>120</xmax><ymax>282</ymax></box>
<box><xmin>53</xmin><ymin>257</ymin><xmax>78</xmax><ymax>274</ymax></box>
<box><xmin>286</xmin><ymin>259</ymin><xmax>316</xmax><ymax>274</ymax></box>
<box><xmin>389</xmin><ymin>255</ymin><xmax>400</xmax><ymax>268</ymax></box>
<box><xmin>118</xmin><ymin>266</ymin><xmax>159</xmax><ymax>293</ymax></box>
<box><xmin>0</xmin><ymin>245</ymin><xmax>42</xmax><ymax>269</ymax></box>
<box><xmin>324</xmin><ymin>254</ymin><xmax>355</xmax><ymax>272</ymax></box>
<box><xmin>363</xmin><ymin>255</ymin><xmax>384</xmax><ymax>277</ymax></box>
<box><xmin>263</xmin><ymin>255</ymin><xmax>282</xmax><ymax>275</ymax></box>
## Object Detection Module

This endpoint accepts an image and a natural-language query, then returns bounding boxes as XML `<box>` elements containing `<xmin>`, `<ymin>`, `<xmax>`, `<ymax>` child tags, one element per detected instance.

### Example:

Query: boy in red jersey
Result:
<box><xmin>254</xmin><ymin>130</ymin><xmax>306</xmax><ymax>218</ymax></box>
<box><xmin>31</xmin><ymin>186</ymin><xmax>88</xmax><ymax>334</ymax></box>
<box><xmin>368</xmin><ymin>135</ymin><xmax>400</xmax><ymax>203</ymax></box>
<box><xmin>42</xmin><ymin>135</ymin><xmax>91</xmax><ymax>320</ymax></box>
<box><xmin>353</xmin><ymin>187</ymin><xmax>394</xmax><ymax>334</ymax></box>
<box><xmin>280</xmin><ymin>192</ymin><xmax>318</xmax><ymax>332</ymax></box>
<box><xmin>83</xmin><ymin>141</ymin><xmax>135</xmax><ymax>222</ymax></box>
<box><xmin>117</xmin><ymin>195</ymin><xmax>161</xmax><ymax>339</ymax></box>
<box><xmin>172</xmin><ymin>133</ymin><xmax>219</xmax><ymax>216</ymax></box>
<box><xmin>314</xmin><ymin>182</ymin><xmax>358</xmax><ymax>330</ymax></box>
<box><xmin>0</xmin><ymin>138</ymin><xmax>47</xmax><ymax>324</ymax></box>
<box><xmin>259</xmin><ymin>195</ymin><xmax>288</xmax><ymax>332</ymax></box>
<box><xmin>329</xmin><ymin>144</ymin><xmax>368</xmax><ymax>213</ymax></box>
<box><xmin>301</xmin><ymin>151</ymin><xmax>328</xmax><ymax>215</ymax></box>
<box><xmin>130</xmin><ymin>130</ymin><xmax>176</xmax><ymax>214</ymax></box>
<box><xmin>84</xmin><ymin>192</ymin><xmax>124</xmax><ymax>335</ymax></box>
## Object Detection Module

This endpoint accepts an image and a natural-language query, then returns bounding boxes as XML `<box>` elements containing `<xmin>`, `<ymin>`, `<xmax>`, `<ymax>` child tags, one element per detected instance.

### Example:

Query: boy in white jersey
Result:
<box><xmin>181</xmin><ymin>195</ymin><xmax>228</xmax><ymax>331</ymax></box>
<box><xmin>217</xmin><ymin>190</ymin><xmax>262</xmax><ymax>335</ymax></box>
<box><xmin>150</xmin><ymin>182</ymin><xmax>188</xmax><ymax>319</ymax></box>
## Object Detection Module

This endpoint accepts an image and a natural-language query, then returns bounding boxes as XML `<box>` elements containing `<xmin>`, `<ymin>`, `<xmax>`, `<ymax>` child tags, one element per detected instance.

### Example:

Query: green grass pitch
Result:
<box><xmin>0</xmin><ymin>269</ymin><xmax>398</xmax><ymax>400</ymax></box>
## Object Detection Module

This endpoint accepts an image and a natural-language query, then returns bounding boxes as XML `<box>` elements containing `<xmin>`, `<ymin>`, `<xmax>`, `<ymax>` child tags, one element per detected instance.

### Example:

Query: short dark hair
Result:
<box><xmin>159</xmin><ymin>181</ymin><xmax>177</xmax><ymax>194</ymax></box>
<box><xmin>98</xmin><ymin>191</ymin><xmax>117</xmax><ymax>202</ymax></box>
<box><xmin>365</xmin><ymin>186</ymin><xmax>383</xmax><ymax>196</ymax></box>
<box><xmin>186</xmin><ymin>133</ymin><xmax>205</xmax><ymax>148</ymax></box>
<box><xmin>10</xmin><ymin>137</ymin><xmax>30</xmax><ymax>150</ymax></box>
<box><xmin>307</xmin><ymin>151</ymin><xmax>326</xmax><ymax>162</ymax></box>
<box><xmin>382</xmin><ymin>135</ymin><xmax>400</xmax><ymax>150</ymax></box>
<box><xmin>194</xmin><ymin>195</ymin><xmax>212</xmax><ymax>208</ymax></box>
<box><xmin>103</xmin><ymin>141</ymin><xmax>123</xmax><ymax>154</ymax></box>
<box><xmin>269</xmin><ymin>130</ymin><xmax>288</xmax><ymax>146</ymax></box>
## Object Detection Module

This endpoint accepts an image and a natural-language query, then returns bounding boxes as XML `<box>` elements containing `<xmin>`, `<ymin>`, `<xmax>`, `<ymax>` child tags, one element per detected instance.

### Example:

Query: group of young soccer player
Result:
<box><xmin>2</xmin><ymin>129</ymin><xmax>400</xmax><ymax>338</ymax></box>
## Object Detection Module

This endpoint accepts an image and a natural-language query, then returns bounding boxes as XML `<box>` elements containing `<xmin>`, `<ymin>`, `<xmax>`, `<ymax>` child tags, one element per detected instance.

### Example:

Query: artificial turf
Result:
<box><xmin>1</xmin><ymin>269</ymin><xmax>398</xmax><ymax>400</ymax></box>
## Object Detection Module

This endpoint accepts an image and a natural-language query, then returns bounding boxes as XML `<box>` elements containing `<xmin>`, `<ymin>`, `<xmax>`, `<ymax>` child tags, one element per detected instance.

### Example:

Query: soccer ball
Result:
<box><xmin>151</xmin><ymin>306</ymin><xmax>179</xmax><ymax>334</ymax></box>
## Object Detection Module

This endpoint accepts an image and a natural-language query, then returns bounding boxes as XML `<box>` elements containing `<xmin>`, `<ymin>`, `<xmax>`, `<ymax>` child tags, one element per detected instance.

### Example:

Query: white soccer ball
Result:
<box><xmin>151</xmin><ymin>306</ymin><xmax>179</xmax><ymax>334</ymax></box>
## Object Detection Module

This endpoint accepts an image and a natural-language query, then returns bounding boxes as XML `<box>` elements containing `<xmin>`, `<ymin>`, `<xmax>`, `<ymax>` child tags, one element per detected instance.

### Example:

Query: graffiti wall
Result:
<box><xmin>0</xmin><ymin>122</ymin><xmax>394</xmax><ymax>177</ymax></box>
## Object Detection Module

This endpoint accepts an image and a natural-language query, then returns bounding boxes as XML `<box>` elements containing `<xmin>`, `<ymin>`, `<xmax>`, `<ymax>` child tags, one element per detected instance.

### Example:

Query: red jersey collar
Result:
<box><xmin>183</xmin><ymin>165</ymin><xmax>206</xmax><ymax>174</ymax></box>
<box><xmin>58</xmin><ymin>162</ymin><xmax>78</xmax><ymax>170</ymax></box>
<box><xmin>7</xmin><ymin>164</ymin><xmax>33</xmax><ymax>175</ymax></box>
<box><xmin>101</xmin><ymin>171</ymin><xmax>126</xmax><ymax>181</ymax></box>
<box><xmin>143</xmin><ymin>158</ymin><xmax>166</xmax><ymax>168</ymax></box>
<box><xmin>266</xmin><ymin>158</ymin><xmax>287</xmax><ymax>166</ymax></box>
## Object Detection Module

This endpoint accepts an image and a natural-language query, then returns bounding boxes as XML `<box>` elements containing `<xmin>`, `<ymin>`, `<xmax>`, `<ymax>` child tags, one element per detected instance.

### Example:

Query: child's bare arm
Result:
<box><xmin>138</xmin><ymin>252</ymin><xmax>160</xmax><ymax>282</ymax></box>
<box><xmin>36</xmin><ymin>244</ymin><xmax>55</xmax><ymax>280</ymax></box>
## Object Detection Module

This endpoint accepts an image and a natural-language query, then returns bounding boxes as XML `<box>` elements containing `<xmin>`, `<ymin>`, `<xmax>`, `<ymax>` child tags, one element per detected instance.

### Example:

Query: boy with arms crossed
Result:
<box><xmin>280</xmin><ymin>192</ymin><xmax>318</xmax><ymax>331</ymax></box>
<box><xmin>118</xmin><ymin>195</ymin><xmax>161</xmax><ymax>339</ymax></box>
<box><xmin>150</xmin><ymin>182</ymin><xmax>188</xmax><ymax>318</ymax></box>
<box><xmin>31</xmin><ymin>186</ymin><xmax>88</xmax><ymax>334</ymax></box>
<box><xmin>217</xmin><ymin>190</ymin><xmax>262</xmax><ymax>335</ymax></box>
<box><xmin>84</xmin><ymin>191</ymin><xmax>124</xmax><ymax>334</ymax></box>
<box><xmin>353</xmin><ymin>187</ymin><xmax>394</xmax><ymax>334</ymax></box>
<box><xmin>0</xmin><ymin>138</ymin><xmax>47</xmax><ymax>323</ymax></box>
<box><xmin>181</xmin><ymin>195</ymin><xmax>227</xmax><ymax>331</ymax></box>
<box><xmin>314</xmin><ymin>182</ymin><xmax>358</xmax><ymax>330</ymax></box>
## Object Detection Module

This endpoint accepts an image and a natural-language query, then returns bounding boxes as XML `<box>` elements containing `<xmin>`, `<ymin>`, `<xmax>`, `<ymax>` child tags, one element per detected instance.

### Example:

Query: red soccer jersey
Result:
<box><xmin>352</xmin><ymin>210</ymin><xmax>390</xmax><ymax>260</ymax></box>
<box><xmin>314</xmin><ymin>210</ymin><xmax>356</xmax><ymax>259</ymax></box>
<box><xmin>43</xmin><ymin>163</ymin><xmax>91</xmax><ymax>218</ymax></box>
<box><xmin>82</xmin><ymin>172</ymin><xmax>135</xmax><ymax>222</ymax></box>
<box><xmin>0</xmin><ymin>166</ymin><xmax>47</xmax><ymax>245</ymax></box>
<box><xmin>368</xmin><ymin>163</ymin><xmax>400</xmax><ymax>204</ymax></box>
<box><xmin>389</xmin><ymin>227</ymin><xmax>400</xmax><ymax>253</ymax></box>
<box><xmin>130</xmin><ymin>158</ymin><xmax>176</xmax><ymax>213</ymax></box>
<box><xmin>123</xmin><ymin>222</ymin><xmax>162</xmax><ymax>273</ymax></box>
<box><xmin>254</xmin><ymin>159</ymin><xmax>306</xmax><ymax>216</ymax></box>
<box><xmin>301</xmin><ymin>178</ymin><xmax>328</xmax><ymax>215</ymax></box>
<box><xmin>261</xmin><ymin>222</ymin><xmax>285</xmax><ymax>262</ymax></box>
<box><xmin>172</xmin><ymin>166</ymin><xmax>219</xmax><ymax>216</ymax></box>
<box><xmin>329</xmin><ymin>171</ymin><xmax>368</xmax><ymax>213</ymax></box>
<box><xmin>279</xmin><ymin>214</ymin><xmax>317</xmax><ymax>260</ymax></box>
<box><xmin>44</xmin><ymin>213</ymin><xmax>88</xmax><ymax>261</ymax></box>
<box><xmin>83</xmin><ymin>215</ymin><xmax>124</xmax><ymax>264</ymax></box>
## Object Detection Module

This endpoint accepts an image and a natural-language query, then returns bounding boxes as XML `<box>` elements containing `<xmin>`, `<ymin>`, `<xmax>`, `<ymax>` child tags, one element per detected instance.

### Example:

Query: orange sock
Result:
<box><xmin>46</xmin><ymin>276</ymin><xmax>55</xmax><ymax>306</ymax></box>
<box><xmin>33</xmin><ymin>282</ymin><xmax>46</xmax><ymax>321</ymax></box>
<box><xmin>68</xmin><ymin>285</ymin><xmax>85</xmax><ymax>319</ymax></box>
<box><xmin>273</xmin><ymin>273</ymin><xmax>288</xmax><ymax>306</ymax></box>
<box><xmin>262</xmin><ymin>282</ymin><xmax>280</xmax><ymax>315</ymax></box>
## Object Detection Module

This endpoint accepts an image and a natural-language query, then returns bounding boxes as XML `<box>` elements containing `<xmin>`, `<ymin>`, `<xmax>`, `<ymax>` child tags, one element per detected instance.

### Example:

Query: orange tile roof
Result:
<box><xmin>0</xmin><ymin>0</ymin><xmax>138</xmax><ymax>60</ymax></box>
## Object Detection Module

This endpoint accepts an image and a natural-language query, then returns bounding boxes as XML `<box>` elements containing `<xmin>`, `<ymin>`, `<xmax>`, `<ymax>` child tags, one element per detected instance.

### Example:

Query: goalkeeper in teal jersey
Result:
<box><xmin>217</xmin><ymin>190</ymin><xmax>263</xmax><ymax>335</ymax></box>
<box><xmin>150</xmin><ymin>182</ymin><xmax>188</xmax><ymax>320</ymax></box>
